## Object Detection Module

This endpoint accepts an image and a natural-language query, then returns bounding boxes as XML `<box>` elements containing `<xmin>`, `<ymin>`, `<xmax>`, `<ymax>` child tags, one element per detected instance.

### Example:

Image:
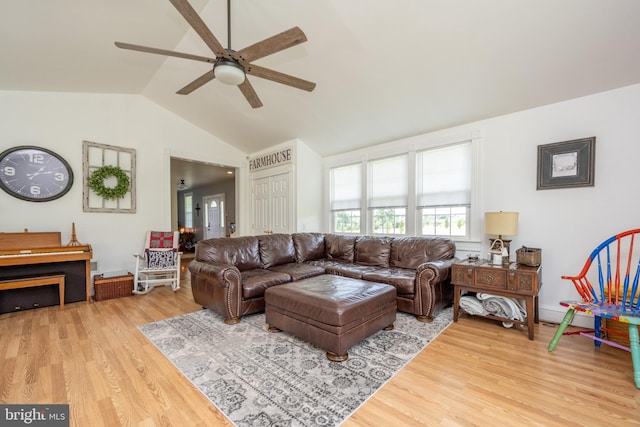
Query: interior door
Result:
<box><xmin>253</xmin><ymin>176</ymin><xmax>270</xmax><ymax>235</ymax></box>
<box><xmin>204</xmin><ymin>193</ymin><xmax>225</xmax><ymax>239</ymax></box>
<box><xmin>270</xmin><ymin>173</ymin><xmax>290</xmax><ymax>234</ymax></box>
<box><xmin>252</xmin><ymin>172</ymin><xmax>291</xmax><ymax>235</ymax></box>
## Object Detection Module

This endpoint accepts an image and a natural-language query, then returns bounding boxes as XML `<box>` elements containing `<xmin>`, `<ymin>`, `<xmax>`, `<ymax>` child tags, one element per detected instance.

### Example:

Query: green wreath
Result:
<box><xmin>87</xmin><ymin>165</ymin><xmax>130</xmax><ymax>200</ymax></box>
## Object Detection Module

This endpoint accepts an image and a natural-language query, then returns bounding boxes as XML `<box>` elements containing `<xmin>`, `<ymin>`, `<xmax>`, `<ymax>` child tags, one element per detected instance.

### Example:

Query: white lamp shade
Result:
<box><xmin>485</xmin><ymin>212</ymin><xmax>519</xmax><ymax>236</ymax></box>
<box><xmin>214</xmin><ymin>61</ymin><xmax>245</xmax><ymax>85</ymax></box>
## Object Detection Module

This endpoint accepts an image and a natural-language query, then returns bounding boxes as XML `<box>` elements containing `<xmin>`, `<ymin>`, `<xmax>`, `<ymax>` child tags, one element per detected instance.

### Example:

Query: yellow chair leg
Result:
<box><xmin>549</xmin><ymin>309</ymin><xmax>575</xmax><ymax>351</ymax></box>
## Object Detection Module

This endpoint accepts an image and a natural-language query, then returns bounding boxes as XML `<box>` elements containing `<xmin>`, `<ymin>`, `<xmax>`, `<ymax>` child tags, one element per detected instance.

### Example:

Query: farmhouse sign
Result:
<box><xmin>249</xmin><ymin>148</ymin><xmax>293</xmax><ymax>172</ymax></box>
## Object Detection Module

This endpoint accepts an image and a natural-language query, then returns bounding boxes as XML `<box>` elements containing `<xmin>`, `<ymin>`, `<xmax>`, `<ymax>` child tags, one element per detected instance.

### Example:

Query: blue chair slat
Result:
<box><xmin>549</xmin><ymin>229</ymin><xmax>640</xmax><ymax>389</ymax></box>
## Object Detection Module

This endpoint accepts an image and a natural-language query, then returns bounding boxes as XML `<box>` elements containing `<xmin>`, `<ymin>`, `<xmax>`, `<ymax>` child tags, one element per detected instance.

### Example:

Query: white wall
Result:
<box><xmin>478</xmin><ymin>83</ymin><xmax>640</xmax><ymax>326</ymax></box>
<box><xmin>322</xmin><ymin>83</ymin><xmax>640</xmax><ymax>328</ymax></box>
<box><xmin>0</xmin><ymin>91</ymin><xmax>247</xmax><ymax>278</ymax></box>
<box><xmin>294</xmin><ymin>139</ymin><xmax>322</xmax><ymax>232</ymax></box>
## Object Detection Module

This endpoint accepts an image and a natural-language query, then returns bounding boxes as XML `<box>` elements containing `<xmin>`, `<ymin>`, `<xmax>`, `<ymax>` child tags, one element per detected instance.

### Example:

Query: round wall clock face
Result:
<box><xmin>0</xmin><ymin>146</ymin><xmax>74</xmax><ymax>202</ymax></box>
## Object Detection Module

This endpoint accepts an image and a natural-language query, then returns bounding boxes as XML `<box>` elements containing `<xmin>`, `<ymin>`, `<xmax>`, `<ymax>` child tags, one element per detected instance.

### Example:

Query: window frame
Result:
<box><xmin>324</xmin><ymin>130</ymin><xmax>481</xmax><ymax>241</ymax></box>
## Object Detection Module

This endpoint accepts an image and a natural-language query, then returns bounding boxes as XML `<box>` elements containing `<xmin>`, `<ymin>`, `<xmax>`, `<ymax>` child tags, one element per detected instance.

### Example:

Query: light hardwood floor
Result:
<box><xmin>0</xmin><ymin>261</ymin><xmax>638</xmax><ymax>426</ymax></box>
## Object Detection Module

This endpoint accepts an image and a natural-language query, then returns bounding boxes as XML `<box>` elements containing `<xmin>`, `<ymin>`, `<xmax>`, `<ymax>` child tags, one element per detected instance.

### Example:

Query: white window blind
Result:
<box><xmin>330</xmin><ymin>163</ymin><xmax>361</xmax><ymax>210</ymax></box>
<box><xmin>184</xmin><ymin>193</ymin><xmax>193</xmax><ymax>228</ymax></box>
<box><xmin>368</xmin><ymin>154</ymin><xmax>408</xmax><ymax>208</ymax></box>
<box><xmin>416</xmin><ymin>142</ymin><xmax>471</xmax><ymax>207</ymax></box>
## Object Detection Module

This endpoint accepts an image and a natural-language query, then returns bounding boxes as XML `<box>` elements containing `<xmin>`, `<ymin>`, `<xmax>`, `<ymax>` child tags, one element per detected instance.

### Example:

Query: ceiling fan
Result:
<box><xmin>115</xmin><ymin>0</ymin><xmax>315</xmax><ymax>108</ymax></box>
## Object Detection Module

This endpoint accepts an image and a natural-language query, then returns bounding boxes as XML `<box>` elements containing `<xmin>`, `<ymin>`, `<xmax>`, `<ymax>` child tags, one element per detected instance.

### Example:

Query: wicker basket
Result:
<box><xmin>516</xmin><ymin>247</ymin><xmax>541</xmax><ymax>266</ymax></box>
<box><xmin>94</xmin><ymin>272</ymin><xmax>134</xmax><ymax>301</ymax></box>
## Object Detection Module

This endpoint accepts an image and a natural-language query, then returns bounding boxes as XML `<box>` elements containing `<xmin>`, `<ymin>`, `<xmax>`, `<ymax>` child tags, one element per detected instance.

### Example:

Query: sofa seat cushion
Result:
<box><xmin>241</xmin><ymin>269</ymin><xmax>291</xmax><ymax>299</ymax></box>
<box><xmin>321</xmin><ymin>262</ymin><xmax>382</xmax><ymax>279</ymax></box>
<box><xmin>362</xmin><ymin>268</ymin><xmax>416</xmax><ymax>295</ymax></box>
<box><xmin>267</xmin><ymin>263</ymin><xmax>325</xmax><ymax>281</ymax></box>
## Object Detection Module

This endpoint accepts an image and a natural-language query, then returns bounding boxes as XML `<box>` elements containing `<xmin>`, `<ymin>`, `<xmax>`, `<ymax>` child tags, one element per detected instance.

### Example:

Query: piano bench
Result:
<box><xmin>0</xmin><ymin>273</ymin><xmax>65</xmax><ymax>310</ymax></box>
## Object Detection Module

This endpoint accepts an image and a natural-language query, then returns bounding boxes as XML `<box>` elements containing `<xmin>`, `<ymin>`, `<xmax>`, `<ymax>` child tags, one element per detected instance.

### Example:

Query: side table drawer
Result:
<box><xmin>474</xmin><ymin>267</ymin><xmax>507</xmax><ymax>290</ymax></box>
<box><xmin>510</xmin><ymin>270</ymin><xmax>538</xmax><ymax>294</ymax></box>
<box><xmin>452</xmin><ymin>264</ymin><xmax>474</xmax><ymax>286</ymax></box>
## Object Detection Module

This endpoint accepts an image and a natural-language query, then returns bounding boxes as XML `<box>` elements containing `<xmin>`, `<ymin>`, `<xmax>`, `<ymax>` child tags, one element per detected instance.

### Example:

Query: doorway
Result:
<box><xmin>171</xmin><ymin>157</ymin><xmax>236</xmax><ymax>242</ymax></box>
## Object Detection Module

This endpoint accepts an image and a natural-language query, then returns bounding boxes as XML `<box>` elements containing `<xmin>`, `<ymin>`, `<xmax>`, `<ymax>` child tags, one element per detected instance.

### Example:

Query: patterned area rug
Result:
<box><xmin>140</xmin><ymin>306</ymin><xmax>453</xmax><ymax>426</ymax></box>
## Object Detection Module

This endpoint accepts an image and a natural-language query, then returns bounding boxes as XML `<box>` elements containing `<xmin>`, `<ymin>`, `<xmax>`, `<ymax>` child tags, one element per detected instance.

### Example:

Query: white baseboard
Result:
<box><xmin>539</xmin><ymin>304</ymin><xmax>594</xmax><ymax>329</ymax></box>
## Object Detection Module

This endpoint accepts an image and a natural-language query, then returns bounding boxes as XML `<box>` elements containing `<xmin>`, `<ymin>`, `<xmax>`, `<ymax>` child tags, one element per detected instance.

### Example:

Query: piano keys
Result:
<box><xmin>0</xmin><ymin>230</ymin><xmax>92</xmax><ymax>314</ymax></box>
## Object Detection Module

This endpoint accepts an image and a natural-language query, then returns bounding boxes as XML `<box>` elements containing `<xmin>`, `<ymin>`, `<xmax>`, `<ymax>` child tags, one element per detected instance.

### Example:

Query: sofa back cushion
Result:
<box><xmin>324</xmin><ymin>234</ymin><xmax>356</xmax><ymax>262</ymax></box>
<box><xmin>390</xmin><ymin>236</ymin><xmax>455</xmax><ymax>269</ymax></box>
<box><xmin>354</xmin><ymin>236</ymin><xmax>392</xmax><ymax>267</ymax></box>
<box><xmin>195</xmin><ymin>236</ymin><xmax>261</xmax><ymax>270</ymax></box>
<box><xmin>258</xmin><ymin>234</ymin><xmax>296</xmax><ymax>268</ymax></box>
<box><xmin>292</xmin><ymin>232</ymin><xmax>326</xmax><ymax>262</ymax></box>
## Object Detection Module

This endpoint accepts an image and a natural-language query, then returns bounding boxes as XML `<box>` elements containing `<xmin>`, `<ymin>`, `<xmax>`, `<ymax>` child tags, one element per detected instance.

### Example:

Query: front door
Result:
<box><xmin>204</xmin><ymin>193</ymin><xmax>225</xmax><ymax>239</ymax></box>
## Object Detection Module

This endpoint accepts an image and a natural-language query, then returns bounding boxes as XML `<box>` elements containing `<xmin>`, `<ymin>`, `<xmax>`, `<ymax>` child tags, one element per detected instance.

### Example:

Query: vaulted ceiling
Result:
<box><xmin>2</xmin><ymin>0</ymin><xmax>640</xmax><ymax>159</ymax></box>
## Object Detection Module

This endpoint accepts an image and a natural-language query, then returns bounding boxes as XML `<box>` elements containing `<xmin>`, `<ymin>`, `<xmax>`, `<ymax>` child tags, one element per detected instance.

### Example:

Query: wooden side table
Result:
<box><xmin>451</xmin><ymin>259</ymin><xmax>542</xmax><ymax>340</ymax></box>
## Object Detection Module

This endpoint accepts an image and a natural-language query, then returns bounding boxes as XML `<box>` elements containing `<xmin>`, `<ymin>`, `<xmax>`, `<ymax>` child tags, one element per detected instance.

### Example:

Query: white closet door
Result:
<box><xmin>252</xmin><ymin>172</ymin><xmax>291</xmax><ymax>235</ymax></box>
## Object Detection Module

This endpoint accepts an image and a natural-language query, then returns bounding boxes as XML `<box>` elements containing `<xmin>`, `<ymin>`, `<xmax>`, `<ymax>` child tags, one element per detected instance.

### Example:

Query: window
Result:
<box><xmin>327</xmin><ymin>136</ymin><xmax>475</xmax><ymax>238</ymax></box>
<box><xmin>416</xmin><ymin>142</ymin><xmax>471</xmax><ymax>237</ymax></box>
<box><xmin>368</xmin><ymin>155</ymin><xmax>408</xmax><ymax>235</ymax></box>
<box><xmin>184</xmin><ymin>193</ymin><xmax>193</xmax><ymax>228</ymax></box>
<box><xmin>330</xmin><ymin>164</ymin><xmax>361</xmax><ymax>233</ymax></box>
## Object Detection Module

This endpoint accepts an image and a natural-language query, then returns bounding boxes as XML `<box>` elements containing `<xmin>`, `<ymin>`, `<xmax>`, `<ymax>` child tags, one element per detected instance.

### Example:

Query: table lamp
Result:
<box><xmin>485</xmin><ymin>211</ymin><xmax>519</xmax><ymax>264</ymax></box>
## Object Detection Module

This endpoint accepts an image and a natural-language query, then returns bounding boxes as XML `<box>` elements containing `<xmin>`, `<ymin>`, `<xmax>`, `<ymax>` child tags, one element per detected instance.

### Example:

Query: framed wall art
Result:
<box><xmin>537</xmin><ymin>137</ymin><xmax>595</xmax><ymax>190</ymax></box>
<box><xmin>83</xmin><ymin>140</ymin><xmax>136</xmax><ymax>213</ymax></box>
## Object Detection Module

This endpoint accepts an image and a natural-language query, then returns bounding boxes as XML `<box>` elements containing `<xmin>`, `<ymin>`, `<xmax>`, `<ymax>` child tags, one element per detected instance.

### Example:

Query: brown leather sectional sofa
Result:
<box><xmin>189</xmin><ymin>232</ymin><xmax>457</xmax><ymax>324</ymax></box>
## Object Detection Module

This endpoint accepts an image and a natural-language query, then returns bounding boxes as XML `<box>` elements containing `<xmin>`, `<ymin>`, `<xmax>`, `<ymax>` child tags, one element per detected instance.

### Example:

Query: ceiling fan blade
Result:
<box><xmin>169</xmin><ymin>0</ymin><xmax>230</xmax><ymax>59</ymax></box>
<box><xmin>233</xmin><ymin>27</ymin><xmax>308</xmax><ymax>65</ymax></box>
<box><xmin>176</xmin><ymin>70</ymin><xmax>215</xmax><ymax>95</ymax></box>
<box><xmin>114</xmin><ymin>42</ymin><xmax>215</xmax><ymax>64</ymax></box>
<box><xmin>238</xmin><ymin>79</ymin><xmax>263</xmax><ymax>108</ymax></box>
<box><xmin>246</xmin><ymin>64</ymin><xmax>316</xmax><ymax>92</ymax></box>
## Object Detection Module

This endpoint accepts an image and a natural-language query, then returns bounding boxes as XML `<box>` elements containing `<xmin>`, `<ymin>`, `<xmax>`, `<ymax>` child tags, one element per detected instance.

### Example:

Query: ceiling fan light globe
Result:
<box><xmin>214</xmin><ymin>61</ymin><xmax>246</xmax><ymax>85</ymax></box>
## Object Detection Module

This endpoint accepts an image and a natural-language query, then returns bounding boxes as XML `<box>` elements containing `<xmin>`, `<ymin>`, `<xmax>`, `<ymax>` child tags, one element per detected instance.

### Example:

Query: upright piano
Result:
<box><xmin>0</xmin><ymin>231</ymin><xmax>92</xmax><ymax>314</ymax></box>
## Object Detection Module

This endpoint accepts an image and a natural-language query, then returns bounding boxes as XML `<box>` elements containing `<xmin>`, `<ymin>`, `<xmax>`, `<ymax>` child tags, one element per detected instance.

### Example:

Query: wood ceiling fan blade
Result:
<box><xmin>114</xmin><ymin>42</ymin><xmax>215</xmax><ymax>63</ymax></box>
<box><xmin>238</xmin><ymin>79</ymin><xmax>263</xmax><ymax>108</ymax></box>
<box><xmin>176</xmin><ymin>70</ymin><xmax>215</xmax><ymax>95</ymax></box>
<box><xmin>246</xmin><ymin>64</ymin><xmax>316</xmax><ymax>92</ymax></box>
<box><xmin>233</xmin><ymin>27</ymin><xmax>308</xmax><ymax>65</ymax></box>
<box><xmin>169</xmin><ymin>0</ymin><xmax>230</xmax><ymax>59</ymax></box>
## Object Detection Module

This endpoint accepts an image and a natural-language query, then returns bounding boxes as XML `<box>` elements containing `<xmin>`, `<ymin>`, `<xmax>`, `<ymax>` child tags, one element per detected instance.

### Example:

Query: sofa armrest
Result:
<box><xmin>416</xmin><ymin>258</ymin><xmax>456</xmax><ymax>284</ymax></box>
<box><xmin>414</xmin><ymin>258</ymin><xmax>458</xmax><ymax>321</ymax></box>
<box><xmin>188</xmin><ymin>260</ymin><xmax>243</xmax><ymax>324</ymax></box>
<box><xmin>189</xmin><ymin>260</ymin><xmax>239</xmax><ymax>283</ymax></box>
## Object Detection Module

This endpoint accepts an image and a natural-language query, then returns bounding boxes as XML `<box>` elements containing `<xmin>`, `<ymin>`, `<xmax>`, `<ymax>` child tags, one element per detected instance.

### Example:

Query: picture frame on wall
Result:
<box><xmin>537</xmin><ymin>137</ymin><xmax>595</xmax><ymax>190</ymax></box>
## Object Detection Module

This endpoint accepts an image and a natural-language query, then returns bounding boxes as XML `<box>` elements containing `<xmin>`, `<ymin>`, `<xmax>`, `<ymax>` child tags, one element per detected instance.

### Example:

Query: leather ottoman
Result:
<box><xmin>264</xmin><ymin>274</ymin><xmax>397</xmax><ymax>361</ymax></box>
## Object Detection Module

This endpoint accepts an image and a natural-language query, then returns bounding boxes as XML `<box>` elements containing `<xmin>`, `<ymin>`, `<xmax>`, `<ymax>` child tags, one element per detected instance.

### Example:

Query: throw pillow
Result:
<box><xmin>146</xmin><ymin>248</ymin><xmax>177</xmax><ymax>268</ymax></box>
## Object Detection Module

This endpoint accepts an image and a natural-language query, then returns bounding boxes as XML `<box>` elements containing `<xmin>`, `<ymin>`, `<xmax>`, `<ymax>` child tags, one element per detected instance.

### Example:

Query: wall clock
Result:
<box><xmin>0</xmin><ymin>146</ymin><xmax>74</xmax><ymax>202</ymax></box>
